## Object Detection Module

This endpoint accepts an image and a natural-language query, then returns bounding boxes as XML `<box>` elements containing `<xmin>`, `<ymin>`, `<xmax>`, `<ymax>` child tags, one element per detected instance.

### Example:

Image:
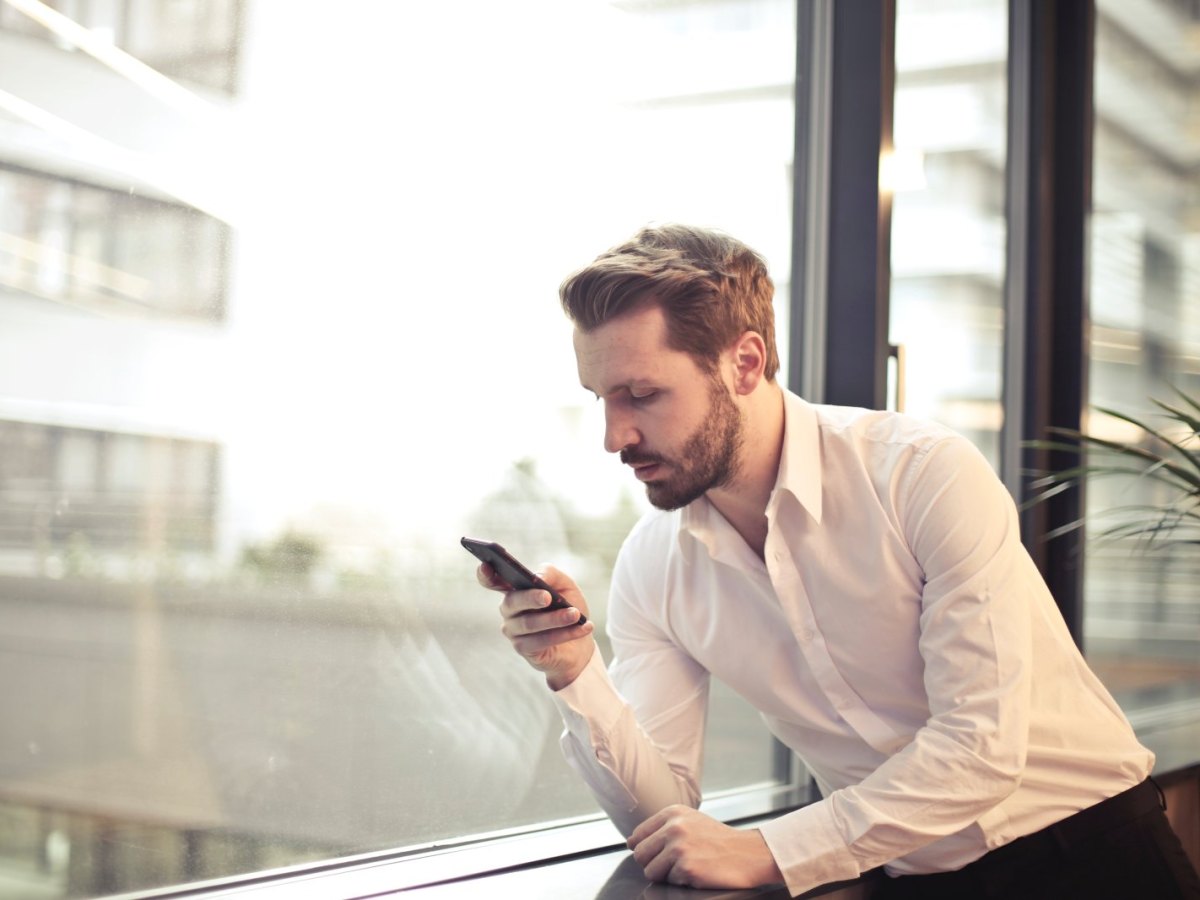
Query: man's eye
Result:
<box><xmin>631</xmin><ymin>391</ymin><xmax>658</xmax><ymax>405</ymax></box>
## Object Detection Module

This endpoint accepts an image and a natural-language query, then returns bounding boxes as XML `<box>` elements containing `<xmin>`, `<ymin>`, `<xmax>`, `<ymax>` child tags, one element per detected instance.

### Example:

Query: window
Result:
<box><xmin>1083</xmin><ymin>0</ymin><xmax>1200</xmax><ymax>753</ymax></box>
<box><xmin>12</xmin><ymin>2</ymin><xmax>1194</xmax><ymax>896</ymax></box>
<box><xmin>834</xmin><ymin>0</ymin><xmax>1199</xmax><ymax>792</ymax></box>
<box><xmin>0</xmin><ymin>1</ymin><xmax>799</xmax><ymax>896</ymax></box>
<box><xmin>889</xmin><ymin>0</ymin><xmax>1009</xmax><ymax>466</ymax></box>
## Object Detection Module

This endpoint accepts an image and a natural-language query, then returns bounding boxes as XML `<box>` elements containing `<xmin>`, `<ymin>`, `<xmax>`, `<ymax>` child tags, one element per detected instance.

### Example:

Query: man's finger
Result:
<box><xmin>475</xmin><ymin>562</ymin><xmax>511</xmax><ymax>591</ymax></box>
<box><xmin>498</xmin><ymin>588</ymin><xmax>557</xmax><ymax>620</ymax></box>
<box><xmin>503</xmin><ymin>611</ymin><xmax>588</xmax><ymax>647</ymax></box>
<box><xmin>504</xmin><ymin>608</ymin><xmax>585</xmax><ymax>640</ymax></box>
<box><xmin>631</xmin><ymin>829</ymin><xmax>674</xmax><ymax>881</ymax></box>
<box><xmin>667</xmin><ymin>861</ymin><xmax>692</xmax><ymax>887</ymax></box>
<box><xmin>628</xmin><ymin>807</ymin><xmax>672</xmax><ymax>848</ymax></box>
<box><xmin>640</xmin><ymin>845</ymin><xmax>679</xmax><ymax>884</ymax></box>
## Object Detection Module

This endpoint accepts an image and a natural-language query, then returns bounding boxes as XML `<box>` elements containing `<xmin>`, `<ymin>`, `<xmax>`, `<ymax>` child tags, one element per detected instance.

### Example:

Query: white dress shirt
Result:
<box><xmin>551</xmin><ymin>391</ymin><xmax>1154</xmax><ymax>897</ymax></box>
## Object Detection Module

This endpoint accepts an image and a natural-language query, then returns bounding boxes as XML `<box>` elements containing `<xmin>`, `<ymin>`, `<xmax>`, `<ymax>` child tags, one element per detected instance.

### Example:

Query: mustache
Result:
<box><xmin>619</xmin><ymin>448</ymin><xmax>665</xmax><ymax>466</ymax></box>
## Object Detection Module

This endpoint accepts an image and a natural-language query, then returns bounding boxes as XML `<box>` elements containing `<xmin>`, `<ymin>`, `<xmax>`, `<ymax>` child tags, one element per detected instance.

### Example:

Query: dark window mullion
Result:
<box><xmin>793</xmin><ymin>0</ymin><xmax>896</xmax><ymax>411</ymax></box>
<box><xmin>1004</xmin><ymin>0</ymin><xmax>1095</xmax><ymax>645</ymax></box>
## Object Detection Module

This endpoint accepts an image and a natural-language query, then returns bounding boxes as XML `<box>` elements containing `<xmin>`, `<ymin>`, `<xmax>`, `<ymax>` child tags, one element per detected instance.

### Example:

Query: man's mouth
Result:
<box><xmin>621</xmin><ymin>450</ymin><xmax>666</xmax><ymax>481</ymax></box>
<box><xmin>630</xmin><ymin>461</ymin><xmax>662</xmax><ymax>481</ymax></box>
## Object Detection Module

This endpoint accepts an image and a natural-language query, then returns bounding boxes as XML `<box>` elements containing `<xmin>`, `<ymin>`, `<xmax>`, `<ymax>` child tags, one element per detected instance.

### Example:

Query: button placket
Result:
<box><xmin>766</xmin><ymin>541</ymin><xmax>901</xmax><ymax>753</ymax></box>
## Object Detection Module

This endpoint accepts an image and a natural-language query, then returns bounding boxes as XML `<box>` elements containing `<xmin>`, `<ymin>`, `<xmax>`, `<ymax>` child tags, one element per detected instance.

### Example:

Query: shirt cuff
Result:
<box><xmin>758</xmin><ymin>799</ymin><xmax>862</xmax><ymax>897</ymax></box>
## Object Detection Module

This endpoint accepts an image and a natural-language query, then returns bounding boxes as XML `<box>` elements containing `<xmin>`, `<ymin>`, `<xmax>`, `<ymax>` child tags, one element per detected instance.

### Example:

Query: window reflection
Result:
<box><xmin>0</xmin><ymin>167</ymin><xmax>228</xmax><ymax>320</ymax></box>
<box><xmin>0</xmin><ymin>0</ymin><xmax>242</xmax><ymax>95</ymax></box>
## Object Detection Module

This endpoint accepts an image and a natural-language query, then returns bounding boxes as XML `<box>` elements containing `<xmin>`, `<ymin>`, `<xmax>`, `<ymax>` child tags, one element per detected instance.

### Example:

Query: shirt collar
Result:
<box><xmin>677</xmin><ymin>388</ymin><xmax>824</xmax><ymax>558</ymax></box>
<box><xmin>773</xmin><ymin>389</ymin><xmax>823</xmax><ymax>524</ymax></box>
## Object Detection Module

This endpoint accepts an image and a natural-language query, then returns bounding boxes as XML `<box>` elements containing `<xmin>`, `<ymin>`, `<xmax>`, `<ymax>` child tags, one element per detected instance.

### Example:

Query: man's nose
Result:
<box><xmin>603</xmin><ymin>404</ymin><xmax>639</xmax><ymax>454</ymax></box>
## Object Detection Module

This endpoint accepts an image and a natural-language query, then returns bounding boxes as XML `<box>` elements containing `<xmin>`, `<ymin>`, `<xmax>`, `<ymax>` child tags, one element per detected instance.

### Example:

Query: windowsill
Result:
<box><xmin>110</xmin><ymin>783</ymin><xmax>812</xmax><ymax>900</ymax></box>
<box><xmin>109</xmin><ymin>724</ymin><xmax>1200</xmax><ymax>900</ymax></box>
<box><xmin>393</xmin><ymin>835</ymin><xmax>884</xmax><ymax>900</ymax></box>
<box><xmin>117</xmin><ymin>810</ymin><xmax>882</xmax><ymax>900</ymax></box>
<box><xmin>1136</xmin><ymin>714</ymin><xmax>1200</xmax><ymax>775</ymax></box>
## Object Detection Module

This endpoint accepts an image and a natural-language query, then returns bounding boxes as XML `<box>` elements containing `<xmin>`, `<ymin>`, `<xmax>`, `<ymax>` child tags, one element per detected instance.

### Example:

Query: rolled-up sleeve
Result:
<box><xmin>551</xmin><ymin>542</ymin><xmax>709</xmax><ymax>837</ymax></box>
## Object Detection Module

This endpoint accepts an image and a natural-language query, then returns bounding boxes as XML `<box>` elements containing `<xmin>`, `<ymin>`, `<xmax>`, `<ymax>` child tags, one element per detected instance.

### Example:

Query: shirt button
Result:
<box><xmin>798</xmin><ymin>628</ymin><xmax>814</xmax><ymax>643</ymax></box>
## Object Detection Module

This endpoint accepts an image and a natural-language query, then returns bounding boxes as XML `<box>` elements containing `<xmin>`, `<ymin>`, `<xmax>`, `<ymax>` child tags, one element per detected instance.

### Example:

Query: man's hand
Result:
<box><xmin>628</xmin><ymin>806</ymin><xmax>784</xmax><ymax>890</ymax></box>
<box><xmin>476</xmin><ymin>562</ymin><xmax>594</xmax><ymax>690</ymax></box>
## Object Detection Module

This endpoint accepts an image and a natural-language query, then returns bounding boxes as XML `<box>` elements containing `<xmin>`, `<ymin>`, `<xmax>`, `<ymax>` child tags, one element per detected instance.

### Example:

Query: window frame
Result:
<box><xmin>16</xmin><ymin>1</ymin><xmax>1200</xmax><ymax>897</ymax></box>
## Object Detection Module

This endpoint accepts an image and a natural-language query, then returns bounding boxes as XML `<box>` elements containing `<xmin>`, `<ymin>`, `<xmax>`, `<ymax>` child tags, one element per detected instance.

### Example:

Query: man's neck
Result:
<box><xmin>705</xmin><ymin>383</ymin><xmax>785</xmax><ymax>559</ymax></box>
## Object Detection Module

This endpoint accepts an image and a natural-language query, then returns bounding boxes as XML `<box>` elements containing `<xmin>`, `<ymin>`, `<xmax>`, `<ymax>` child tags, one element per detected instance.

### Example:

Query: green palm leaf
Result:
<box><xmin>1023</xmin><ymin>388</ymin><xmax>1200</xmax><ymax>554</ymax></box>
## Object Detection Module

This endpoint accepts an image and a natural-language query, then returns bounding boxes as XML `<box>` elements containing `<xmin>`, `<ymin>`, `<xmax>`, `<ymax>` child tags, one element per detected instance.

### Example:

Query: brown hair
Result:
<box><xmin>559</xmin><ymin>223</ymin><xmax>780</xmax><ymax>380</ymax></box>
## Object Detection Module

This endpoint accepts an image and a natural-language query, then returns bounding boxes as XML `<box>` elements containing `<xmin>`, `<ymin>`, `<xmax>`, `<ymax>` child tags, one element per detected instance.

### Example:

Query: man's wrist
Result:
<box><xmin>750</xmin><ymin>829</ymin><xmax>785</xmax><ymax>884</ymax></box>
<box><xmin>546</xmin><ymin>670</ymin><xmax>579</xmax><ymax>692</ymax></box>
<box><xmin>546</xmin><ymin>643</ymin><xmax>595</xmax><ymax>692</ymax></box>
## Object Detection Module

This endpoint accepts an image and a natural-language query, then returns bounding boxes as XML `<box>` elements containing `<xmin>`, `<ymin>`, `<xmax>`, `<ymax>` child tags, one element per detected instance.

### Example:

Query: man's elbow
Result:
<box><xmin>964</xmin><ymin>729</ymin><xmax>1027</xmax><ymax>806</ymax></box>
<box><xmin>928</xmin><ymin>716</ymin><xmax>1028</xmax><ymax>806</ymax></box>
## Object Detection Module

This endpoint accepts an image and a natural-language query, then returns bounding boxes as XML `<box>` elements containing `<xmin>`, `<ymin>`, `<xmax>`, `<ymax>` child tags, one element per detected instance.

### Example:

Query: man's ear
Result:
<box><xmin>728</xmin><ymin>331</ymin><xmax>767</xmax><ymax>395</ymax></box>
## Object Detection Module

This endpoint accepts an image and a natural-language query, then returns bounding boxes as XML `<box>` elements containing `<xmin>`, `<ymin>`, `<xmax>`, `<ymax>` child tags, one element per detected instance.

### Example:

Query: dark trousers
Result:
<box><xmin>876</xmin><ymin>779</ymin><xmax>1200</xmax><ymax>899</ymax></box>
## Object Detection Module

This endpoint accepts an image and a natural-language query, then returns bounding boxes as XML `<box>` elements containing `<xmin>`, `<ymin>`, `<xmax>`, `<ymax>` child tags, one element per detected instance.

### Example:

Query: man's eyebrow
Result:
<box><xmin>580</xmin><ymin>380</ymin><xmax>618</xmax><ymax>399</ymax></box>
<box><xmin>580</xmin><ymin>380</ymin><xmax>658</xmax><ymax>400</ymax></box>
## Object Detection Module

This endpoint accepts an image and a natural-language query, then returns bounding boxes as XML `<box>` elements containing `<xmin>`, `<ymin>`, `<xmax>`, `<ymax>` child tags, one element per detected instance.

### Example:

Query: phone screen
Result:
<box><xmin>460</xmin><ymin>537</ymin><xmax>587</xmax><ymax>626</ymax></box>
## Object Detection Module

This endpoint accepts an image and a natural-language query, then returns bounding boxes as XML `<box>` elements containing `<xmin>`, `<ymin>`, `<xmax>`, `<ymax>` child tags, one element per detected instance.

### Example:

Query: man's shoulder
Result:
<box><xmin>621</xmin><ymin>506</ymin><xmax>681</xmax><ymax>556</ymax></box>
<box><xmin>803</xmin><ymin>402</ymin><xmax>997</xmax><ymax>506</ymax></box>
<box><xmin>808</xmin><ymin>402</ymin><xmax>961</xmax><ymax>453</ymax></box>
<box><xmin>609</xmin><ymin>508</ymin><xmax>683</xmax><ymax>609</ymax></box>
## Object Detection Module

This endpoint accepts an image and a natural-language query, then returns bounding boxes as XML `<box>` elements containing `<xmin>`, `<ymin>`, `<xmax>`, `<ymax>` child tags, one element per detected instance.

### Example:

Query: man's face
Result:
<box><xmin>573</xmin><ymin>305</ymin><xmax>744</xmax><ymax>510</ymax></box>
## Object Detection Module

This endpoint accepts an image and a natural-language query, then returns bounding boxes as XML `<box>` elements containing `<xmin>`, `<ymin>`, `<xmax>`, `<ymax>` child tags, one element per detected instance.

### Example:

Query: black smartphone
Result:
<box><xmin>460</xmin><ymin>537</ymin><xmax>587</xmax><ymax>626</ymax></box>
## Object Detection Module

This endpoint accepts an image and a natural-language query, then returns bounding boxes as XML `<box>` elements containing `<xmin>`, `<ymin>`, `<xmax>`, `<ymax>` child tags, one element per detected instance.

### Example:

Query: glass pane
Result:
<box><xmin>1084</xmin><ymin>0</ymin><xmax>1200</xmax><ymax>753</ymax></box>
<box><xmin>888</xmin><ymin>0</ymin><xmax>1009</xmax><ymax>467</ymax></box>
<box><xmin>0</xmin><ymin>1</ymin><xmax>797</xmax><ymax>895</ymax></box>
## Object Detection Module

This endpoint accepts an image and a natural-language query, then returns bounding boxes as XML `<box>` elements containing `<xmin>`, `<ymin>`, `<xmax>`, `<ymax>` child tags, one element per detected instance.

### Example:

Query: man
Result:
<box><xmin>476</xmin><ymin>224</ymin><xmax>1200</xmax><ymax>898</ymax></box>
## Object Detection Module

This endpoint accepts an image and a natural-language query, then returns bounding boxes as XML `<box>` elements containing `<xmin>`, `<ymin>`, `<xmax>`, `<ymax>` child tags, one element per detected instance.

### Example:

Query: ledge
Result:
<box><xmin>1133</xmin><ymin>709</ymin><xmax>1200</xmax><ymax>776</ymax></box>
<box><xmin>394</xmin><ymin>837</ymin><xmax>884</xmax><ymax>899</ymax></box>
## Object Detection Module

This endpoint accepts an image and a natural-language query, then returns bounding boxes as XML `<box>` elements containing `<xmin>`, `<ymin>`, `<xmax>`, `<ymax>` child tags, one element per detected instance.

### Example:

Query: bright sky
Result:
<box><xmin>204</xmin><ymin>0</ymin><xmax>797</xmax><ymax>556</ymax></box>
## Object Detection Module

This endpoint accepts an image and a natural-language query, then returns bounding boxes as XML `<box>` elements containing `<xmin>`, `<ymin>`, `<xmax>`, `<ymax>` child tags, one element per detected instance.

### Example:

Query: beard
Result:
<box><xmin>620</xmin><ymin>375</ymin><xmax>745</xmax><ymax>511</ymax></box>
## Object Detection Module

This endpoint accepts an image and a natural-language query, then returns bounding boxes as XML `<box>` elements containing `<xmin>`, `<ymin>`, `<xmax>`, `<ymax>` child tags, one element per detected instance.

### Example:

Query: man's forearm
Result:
<box><xmin>550</xmin><ymin>651</ymin><xmax>701</xmax><ymax>837</ymax></box>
